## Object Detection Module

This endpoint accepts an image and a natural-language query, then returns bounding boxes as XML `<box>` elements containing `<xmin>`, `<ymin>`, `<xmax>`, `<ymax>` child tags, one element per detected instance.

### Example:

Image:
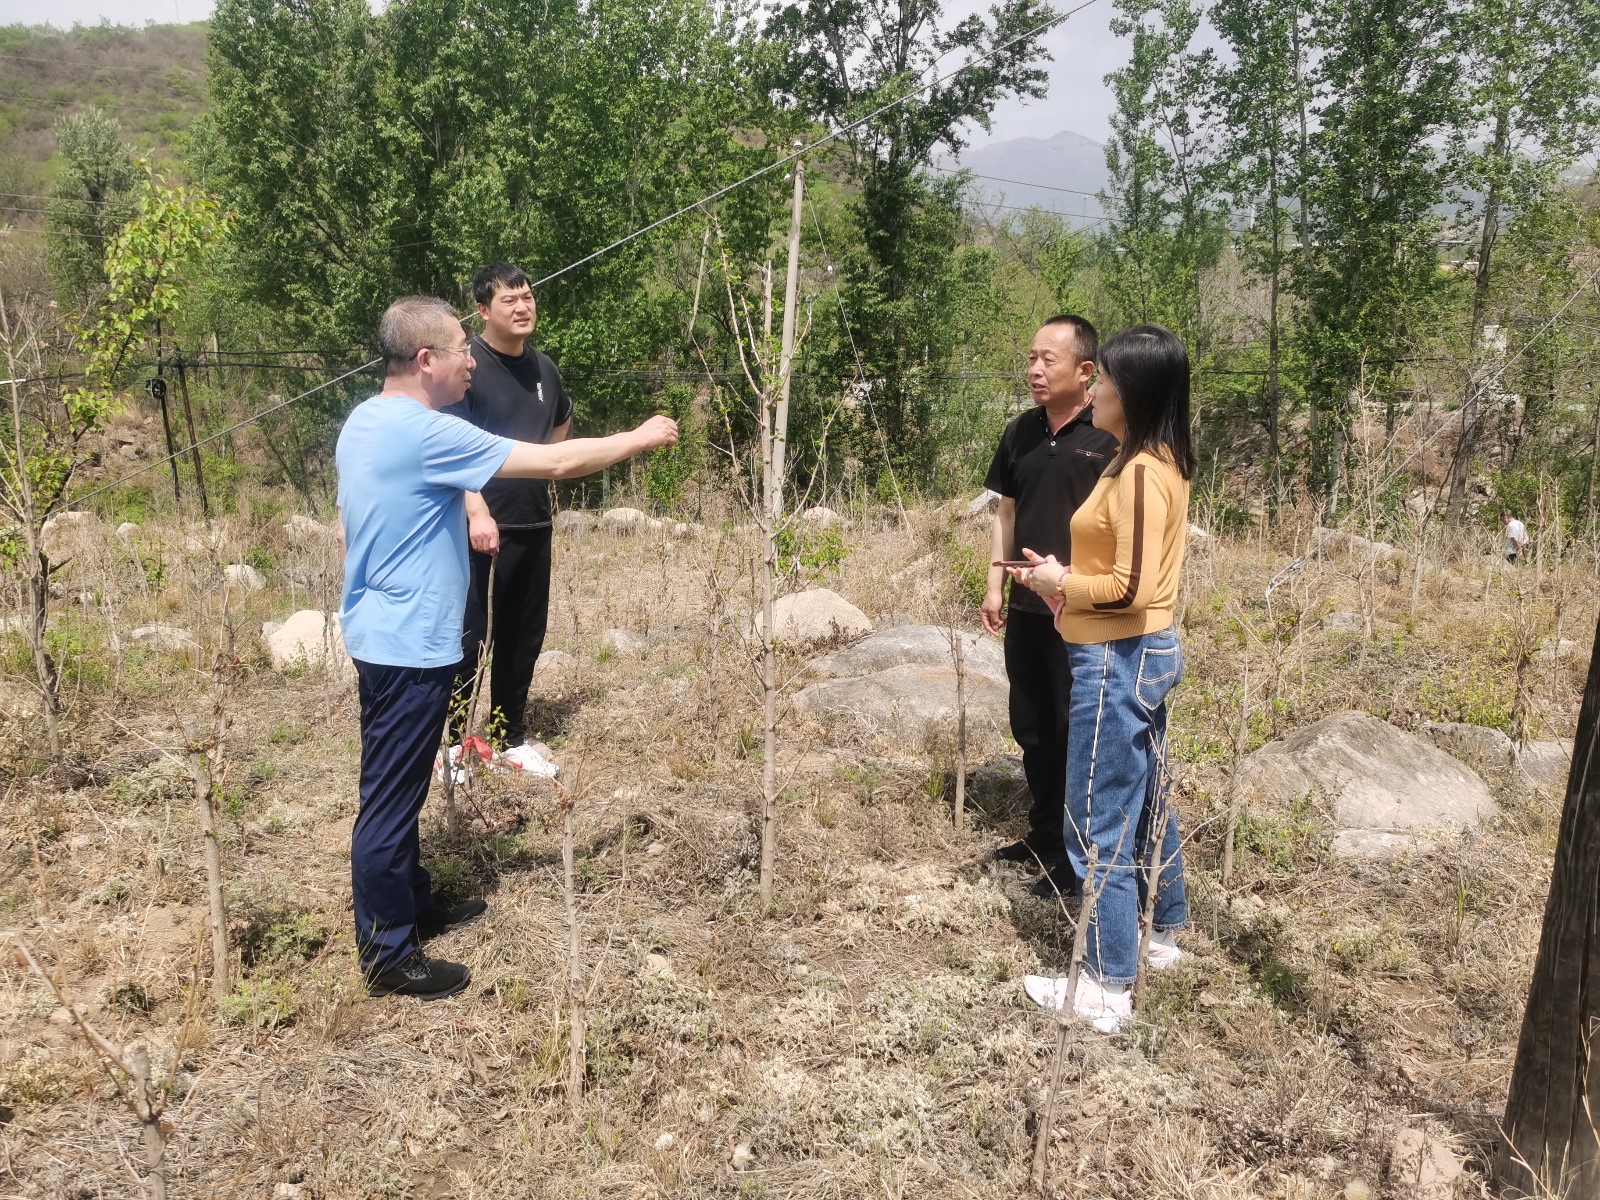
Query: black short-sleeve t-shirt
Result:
<box><xmin>983</xmin><ymin>405</ymin><xmax>1118</xmax><ymax>616</ymax></box>
<box><xmin>442</xmin><ymin>336</ymin><xmax>574</xmax><ymax>529</ymax></box>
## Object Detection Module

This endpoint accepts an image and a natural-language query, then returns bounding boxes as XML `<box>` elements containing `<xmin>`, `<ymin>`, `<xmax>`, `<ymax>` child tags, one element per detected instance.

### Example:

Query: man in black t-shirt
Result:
<box><xmin>444</xmin><ymin>262</ymin><xmax>574</xmax><ymax>774</ymax></box>
<box><xmin>981</xmin><ymin>315</ymin><xmax>1117</xmax><ymax>896</ymax></box>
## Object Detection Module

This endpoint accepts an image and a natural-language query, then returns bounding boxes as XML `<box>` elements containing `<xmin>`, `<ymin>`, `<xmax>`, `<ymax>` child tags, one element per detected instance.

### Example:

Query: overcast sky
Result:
<box><xmin>0</xmin><ymin>0</ymin><xmax>1127</xmax><ymax>144</ymax></box>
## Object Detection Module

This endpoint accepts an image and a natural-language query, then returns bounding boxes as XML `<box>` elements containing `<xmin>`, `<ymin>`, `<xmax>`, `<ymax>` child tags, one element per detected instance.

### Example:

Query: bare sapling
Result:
<box><xmin>946</xmin><ymin>615</ymin><xmax>968</xmax><ymax>830</ymax></box>
<box><xmin>13</xmin><ymin>935</ymin><xmax>173</xmax><ymax>1198</ymax></box>
<box><xmin>185</xmin><ymin>607</ymin><xmax>239</xmax><ymax>1001</ymax></box>
<box><xmin>1030</xmin><ymin>840</ymin><xmax>1104</xmax><ymax>1194</ymax></box>
<box><xmin>557</xmin><ymin>777</ymin><xmax>586</xmax><ymax>1106</ymax></box>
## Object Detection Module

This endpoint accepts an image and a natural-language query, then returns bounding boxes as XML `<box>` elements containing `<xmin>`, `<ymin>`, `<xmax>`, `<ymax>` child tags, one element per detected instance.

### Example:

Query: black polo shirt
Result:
<box><xmin>983</xmin><ymin>405</ymin><xmax>1118</xmax><ymax>616</ymax></box>
<box><xmin>441</xmin><ymin>336</ymin><xmax>574</xmax><ymax>529</ymax></box>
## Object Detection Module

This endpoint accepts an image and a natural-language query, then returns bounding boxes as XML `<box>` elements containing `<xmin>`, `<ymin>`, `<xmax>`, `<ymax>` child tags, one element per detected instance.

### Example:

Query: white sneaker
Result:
<box><xmin>1146</xmin><ymin>930</ymin><xmax>1182</xmax><ymax>971</ymax></box>
<box><xmin>1023</xmin><ymin>974</ymin><xmax>1070</xmax><ymax>1011</ymax></box>
<box><xmin>1073</xmin><ymin>974</ymin><xmax>1131</xmax><ymax>1034</ymax></box>
<box><xmin>501</xmin><ymin>742</ymin><xmax>559</xmax><ymax>778</ymax></box>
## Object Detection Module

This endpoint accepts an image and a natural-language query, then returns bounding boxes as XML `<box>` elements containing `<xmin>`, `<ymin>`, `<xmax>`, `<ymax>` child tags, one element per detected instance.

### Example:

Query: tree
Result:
<box><xmin>1293</xmin><ymin>0</ymin><xmax>1457</xmax><ymax>506</ymax></box>
<box><xmin>1209</xmin><ymin>0</ymin><xmax>1309</xmax><ymax>483</ymax></box>
<box><xmin>1099</xmin><ymin>0</ymin><xmax>1226</xmax><ymax>375</ymax></box>
<box><xmin>44</xmin><ymin>108</ymin><xmax>138</xmax><ymax>315</ymax></box>
<box><xmin>766</xmin><ymin>0</ymin><xmax>1055</xmax><ymax>486</ymax></box>
<box><xmin>1443</xmin><ymin>0</ymin><xmax>1600</xmax><ymax>518</ymax></box>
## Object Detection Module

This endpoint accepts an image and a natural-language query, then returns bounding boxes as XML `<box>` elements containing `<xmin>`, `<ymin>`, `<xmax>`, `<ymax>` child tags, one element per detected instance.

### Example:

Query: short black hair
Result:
<box><xmin>1098</xmin><ymin>324</ymin><xmax>1197</xmax><ymax>481</ymax></box>
<box><xmin>1041</xmin><ymin>314</ymin><xmax>1098</xmax><ymax>363</ymax></box>
<box><xmin>472</xmin><ymin>262</ymin><xmax>531</xmax><ymax>307</ymax></box>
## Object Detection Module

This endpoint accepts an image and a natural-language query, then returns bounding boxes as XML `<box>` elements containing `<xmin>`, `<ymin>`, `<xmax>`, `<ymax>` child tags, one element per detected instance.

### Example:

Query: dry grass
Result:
<box><xmin>0</xmin><ymin>482</ymin><xmax>1591</xmax><ymax>1198</ymax></box>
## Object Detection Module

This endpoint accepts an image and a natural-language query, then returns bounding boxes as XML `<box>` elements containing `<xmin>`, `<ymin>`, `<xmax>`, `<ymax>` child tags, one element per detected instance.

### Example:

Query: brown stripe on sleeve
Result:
<box><xmin>1093</xmin><ymin>463</ymin><xmax>1144</xmax><ymax>610</ymax></box>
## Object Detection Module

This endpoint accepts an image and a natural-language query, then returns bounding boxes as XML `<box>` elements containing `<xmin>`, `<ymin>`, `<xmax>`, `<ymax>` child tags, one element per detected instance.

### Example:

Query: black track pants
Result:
<box><xmin>453</xmin><ymin>527</ymin><xmax>553</xmax><ymax>746</ymax></box>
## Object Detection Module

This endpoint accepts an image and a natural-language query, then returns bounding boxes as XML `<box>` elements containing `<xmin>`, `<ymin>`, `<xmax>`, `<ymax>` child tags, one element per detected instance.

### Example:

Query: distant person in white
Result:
<box><xmin>1502</xmin><ymin>510</ymin><xmax>1529</xmax><ymax>564</ymax></box>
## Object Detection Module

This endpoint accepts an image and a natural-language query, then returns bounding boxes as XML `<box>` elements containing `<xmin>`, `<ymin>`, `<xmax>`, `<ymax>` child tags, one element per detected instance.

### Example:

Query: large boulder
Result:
<box><xmin>753</xmin><ymin>588</ymin><xmax>871</xmax><ymax>648</ymax></box>
<box><xmin>810</xmin><ymin>624</ymin><xmax>1006</xmax><ymax>685</ymax></box>
<box><xmin>130</xmin><ymin>624</ymin><xmax>199</xmax><ymax>654</ymax></box>
<box><xmin>794</xmin><ymin>664</ymin><xmax>1008</xmax><ymax>745</ymax></box>
<box><xmin>1422</xmin><ymin>721</ymin><xmax>1516</xmax><ymax>771</ymax></box>
<box><xmin>282</xmin><ymin>514</ymin><xmax>336</xmax><ymax>547</ymax></box>
<box><xmin>1237</xmin><ymin>710</ymin><xmax>1497</xmax><ymax>858</ymax></box>
<box><xmin>600</xmin><ymin>507</ymin><xmax>658</xmax><ymax>534</ymax></box>
<box><xmin>41</xmin><ymin>510</ymin><xmax>99</xmax><ymax>558</ymax></box>
<box><xmin>1312</xmin><ymin>527</ymin><xmax>1400</xmax><ymax>565</ymax></box>
<box><xmin>1517</xmin><ymin>739</ymin><xmax>1573</xmax><ymax>793</ymax></box>
<box><xmin>967</xmin><ymin>489</ymin><xmax>1002</xmax><ymax>519</ymax></box>
<box><xmin>798</xmin><ymin>506</ymin><xmax>843</xmax><ymax>529</ymax></box>
<box><xmin>554</xmin><ymin>510</ymin><xmax>596</xmax><ymax>535</ymax></box>
<box><xmin>223</xmin><ymin>564</ymin><xmax>267</xmax><ymax>592</ymax></box>
<box><xmin>264</xmin><ymin>610</ymin><xmax>350</xmax><ymax>676</ymax></box>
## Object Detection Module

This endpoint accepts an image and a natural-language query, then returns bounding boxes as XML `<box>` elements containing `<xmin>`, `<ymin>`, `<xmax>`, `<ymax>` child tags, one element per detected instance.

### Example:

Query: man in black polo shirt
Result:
<box><xmin>446</xmin><ymin>262</ymin><xmax>573</xmax><ymax>775</ymax></box>
<box><xmin>980</xmin><ymin>314</ymin><xmax>1117</xmax><ymax>897</ymax></box>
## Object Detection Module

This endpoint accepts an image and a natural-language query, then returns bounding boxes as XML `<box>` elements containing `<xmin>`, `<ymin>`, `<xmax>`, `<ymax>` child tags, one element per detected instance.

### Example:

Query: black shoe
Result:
<box><xmin>416</xmin><ymin>898</ymin><xmax>487</xmax><ymax>941</ymax></box>
<box><xmin>994</xmin><ymin>839</ymin><xmax>1060</xmax><ymax>868</ymax></box>
<box><xmin>366</xmin><ymin>951</ymin><xmax>471</xmax><ymax>1000</ymax></box>
<box><xmin>1029</xmin><ymin>865</ymin><xmax>1081</xmax><ymax>900</ymax></box>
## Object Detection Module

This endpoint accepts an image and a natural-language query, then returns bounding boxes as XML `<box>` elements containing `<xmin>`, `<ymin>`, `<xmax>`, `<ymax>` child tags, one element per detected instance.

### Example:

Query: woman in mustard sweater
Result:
<box><xmin>1007</xmin><ymin>325</ymin><xmax>1196</xmax><ymax>1033</ymax></box>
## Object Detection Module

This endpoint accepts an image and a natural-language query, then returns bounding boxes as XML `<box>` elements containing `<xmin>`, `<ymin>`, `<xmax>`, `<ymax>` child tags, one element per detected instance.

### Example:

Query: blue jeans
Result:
<box><xmin>1063</xmin><ymin>628</ymin><xmax>1189</xmax><ymax>985</ymax></box>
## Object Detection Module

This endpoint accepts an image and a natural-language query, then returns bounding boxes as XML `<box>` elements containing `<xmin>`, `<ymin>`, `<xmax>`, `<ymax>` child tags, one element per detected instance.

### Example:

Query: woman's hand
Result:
<box><xmin>1005</xmin><ymin>548</ymin><xmax>1067</xmax><ymax>596</ymax></box>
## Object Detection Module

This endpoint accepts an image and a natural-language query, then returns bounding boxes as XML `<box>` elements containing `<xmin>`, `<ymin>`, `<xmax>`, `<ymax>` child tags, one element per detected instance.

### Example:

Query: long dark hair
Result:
<box><xmin>1098</xmin><ymin>325</ymin><xmax>1197</xmax><ymax>481</ymax></box>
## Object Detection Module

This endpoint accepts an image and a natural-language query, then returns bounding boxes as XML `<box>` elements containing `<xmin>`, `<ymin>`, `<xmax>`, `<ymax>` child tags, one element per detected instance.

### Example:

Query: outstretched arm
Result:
<box><xmin>495</xmin><ymin>415</ymin><xmax>677</xmax><ymax>480</ymax></box>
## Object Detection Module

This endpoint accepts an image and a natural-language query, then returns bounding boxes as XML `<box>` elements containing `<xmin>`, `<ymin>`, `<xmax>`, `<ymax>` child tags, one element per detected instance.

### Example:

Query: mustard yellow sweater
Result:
<box><xmin>1056</xmin><ymin>450</ymin><xmax>1189</xmax><ymax>643</ymax></box>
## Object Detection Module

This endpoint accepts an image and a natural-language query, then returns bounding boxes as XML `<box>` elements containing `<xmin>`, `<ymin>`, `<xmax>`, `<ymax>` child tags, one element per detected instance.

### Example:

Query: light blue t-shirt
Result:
<box><xmin>336</xmin><ymin>394</ymin><xmax>515</xmax><ymax>667</ymax></box>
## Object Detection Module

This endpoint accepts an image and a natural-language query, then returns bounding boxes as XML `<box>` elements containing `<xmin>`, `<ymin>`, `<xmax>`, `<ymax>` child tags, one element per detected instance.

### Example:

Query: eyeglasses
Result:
<box><xmin>416</xmin><ymin>344</ymin><xmax>473</xmax><ymax>359</ymax></box>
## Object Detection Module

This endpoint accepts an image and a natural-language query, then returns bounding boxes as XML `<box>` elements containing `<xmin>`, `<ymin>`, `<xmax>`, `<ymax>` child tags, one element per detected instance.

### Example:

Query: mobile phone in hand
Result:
<box><xmin>991</xmin><ymin>560</ymin><xmax>1038</xmax><ymax>567</ymax></box>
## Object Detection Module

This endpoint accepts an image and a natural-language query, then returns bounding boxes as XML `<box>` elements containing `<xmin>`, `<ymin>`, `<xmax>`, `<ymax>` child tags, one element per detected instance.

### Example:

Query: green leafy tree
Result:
<box><xmin>44</xmin><ymin>108</ymin><xmax>138</xmax><ymax>314</ymax></box>
<box><xmin>766</xmin><ymin>0</ymin><xmax>1055</xmax><ymax>486</ymax></box>
<box><xmin>1294</xmin><ymin>0</ymin><xmax>1458</xmax><ymax>506</ymax></box>
<box><xmin>1443</xmin><ymin>0</ymin><xmax>1600</xmax><ymax>517</ymax></box>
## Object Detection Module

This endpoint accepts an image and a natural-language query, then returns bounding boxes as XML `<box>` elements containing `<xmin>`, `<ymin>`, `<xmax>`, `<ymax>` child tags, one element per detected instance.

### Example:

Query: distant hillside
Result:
<box><xmin>0</xmin><ymin>22</ymin><xmax>209</xmax><ymax>227</ymax></box>
<box><xmin>936</xmin><ymin>129</ymin><xmax>1109</xmax><ymax>227</ymax></box>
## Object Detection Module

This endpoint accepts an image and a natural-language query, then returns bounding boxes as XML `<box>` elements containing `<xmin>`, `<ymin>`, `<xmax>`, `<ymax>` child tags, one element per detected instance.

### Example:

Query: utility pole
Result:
<box><xmin>773</xmin><ymin>147</ymin><xmax>805</xmax><ymax>517</ymax></box>
<box><xmin>174</xmin><ymin>349</ymin><xmax>209</xmax><ymax>517</ymax></box>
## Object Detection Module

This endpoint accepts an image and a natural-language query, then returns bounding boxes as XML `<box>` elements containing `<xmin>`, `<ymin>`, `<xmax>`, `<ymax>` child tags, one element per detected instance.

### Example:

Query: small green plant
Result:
<box><xmin>267</xmin><ymin>721</ymin><xmax>311</xmax><ymax>746</ymax></box>
<box><xmin>426</xmin><ymin>854</ymin><xmax>473</xmax><ymax>902</ymax></box>
<box><xmin>244</xmin><ymin>546</ymin><xmax>276</xmax><ymax>574</ymax></box>
<box><xmin>138</xmin><ymin>550</ymin><xmax>166</xmax><ymax>589</ymax></box>
<box><xmin>776</xmin><ymin>525</ymin><xmax>849</xmax><ymax>579</ymax></box>
<box><xmin>236</xmin><ymin>907</ymin><xmax>327</xmax><ymax>967</ymax></box>
<box><xmin>220</xmin><ymin>978</ymin><xmax>300</xmax><ymax>1029</ymax></box>
<box><xmin>1234</xmin><ymin>793</ymin><xmax>1327</xmax><ymax>872</ymax></box>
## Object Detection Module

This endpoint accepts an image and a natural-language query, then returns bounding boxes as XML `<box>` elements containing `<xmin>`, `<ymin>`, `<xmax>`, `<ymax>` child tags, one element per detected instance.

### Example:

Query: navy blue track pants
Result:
<box><xmin>352</xmin><ymin>659</ymin><xmax>455</xmax><ymax>975</ymax></box>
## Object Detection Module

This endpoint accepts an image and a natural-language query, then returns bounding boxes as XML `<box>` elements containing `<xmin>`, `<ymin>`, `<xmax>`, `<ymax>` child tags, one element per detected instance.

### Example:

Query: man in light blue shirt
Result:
<box><xmin>337</xmin><ymin>296</ymin><xmax>677</xmax><ymax>1000</ymax></box>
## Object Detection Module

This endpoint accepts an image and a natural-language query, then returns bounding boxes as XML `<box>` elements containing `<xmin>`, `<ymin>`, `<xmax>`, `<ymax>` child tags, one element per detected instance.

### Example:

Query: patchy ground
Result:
<box><xmin>0</xmin><ymin>493</ymin><xmax>1588</xmax><ymax>1198</ymax></box>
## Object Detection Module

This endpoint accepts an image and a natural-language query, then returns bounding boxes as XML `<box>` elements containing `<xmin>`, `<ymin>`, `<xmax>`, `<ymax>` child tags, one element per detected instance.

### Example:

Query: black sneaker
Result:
<box><xmin>366</xmin><ymin>951</ymin><xmax>471</xmax><ymax>1000</ymax></box>
<box><xmin>994</xmin><ymin>839</ymin><xmax>1059</xmax><ymax>867</ymax></box>
<box><xmin>1029</xmin><ymin>864</ymin><xmax>1082</xmax><ymax>900</ymax></box>
<box><xmin>416</xmin><ymin>898</ymin><xmax>488</xmax><ymax>941</ymax></box>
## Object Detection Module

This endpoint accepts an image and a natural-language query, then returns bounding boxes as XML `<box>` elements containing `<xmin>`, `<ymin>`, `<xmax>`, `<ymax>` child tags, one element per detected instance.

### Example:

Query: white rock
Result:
<box><xmin>115</xmin><ymin>522</ymin><xmax>140</xmax><ymax>538</ymax></box>
<box><xmin>282</xmin><ymin>514</ymin><xmax>335</xmax><ymax>546</ymax></box>
<box><xmin>536</xmin><ymin>649</ymin><xmax>577</xmax><ymax>672</ymax></box>
<box><xmin>671</xmin><ymin>521</ymin><xmax>704</xmax><ymax>539</ymax></box>
<box><xmin>794</xmin><ymin>664</ymin><xmax>1009</xmax><ymax>744</ymax></box>
<box><xmin>131</xmin><ymin>625</ymin><xmax>199</xmax><ymax>653</ymax></box>
<box><xmin>272</xmin><ymin>1185</ymin><xmax>306</xmax><ymax>1200</ymax></box>
<box><xmin>752</xmin><ymin>588</ymin><xmax>871</xmax><ymax>648</ymax></box>
<box><xmin>554</xmin><ymin>510</ymin><xmax>596</xmax><ymax>535</ymax></box>
<box><xmin>653</xmin><ymin>1132</ymin><xmax>676</xmax><ymax>1152</ymax></box>
<box><xmin>1388</xmin><ymin>1127</ymin><xmax>1462</xmax><ymax>1200</ymax></box>
<box><xmin>42</xmin><ymin>511</ymin><xmax>94</xmax><ymax>538</ymax></box>
<box><xmin>1237</xmin><ymin>711</ymin><xmax>1497</xmax><ymax>859</ymax></box>
<box><xmin>967</xmin><ymin>489</ymin><xmax>1002</xmax><ymax>518</ymax></box>
<box><xmin>1312</xmin><ymin>527</ymin><xmax>1400</xmax><ymax>565</ymax></box>
<box><xmin>810</xmin><ymin>624</ymin><xmax>1006</xmax><ymax>685</ymax></box>
<box><xmin>264</xmin><ymin>610</ymin><xmax>351</xmax><ymax>676</ymax></box>
<box><xmin>600</xmin><ymin>628</ymin><xmax>649</xmax><ymax>656</ymax></box>
<box><xmin>600</xmin><ymin>507</ymin><xmax>650</xmax><ymax>534</ymax></box>
<box><xmin>1536</xmin><ymin>638</ymin><xmax>1579</xmax><ymax>663</ymax></box>
<box><xmin>1187</xmin><ymin>522</ymin><xmax>1213</xmax><ymax>541</ymax></box>
<box><xmin>798</xmin><ymin>506</ymin><xmax>842</xmax><ymax>529</ymax></box>
<box><xmin>643</xmin><ymin>953</ymin><xmax>676</xmax><ymax>980</ymax></box>
<box><xmin>1517</xmin><ymin>740</ymin><xmax>1573</xmax><ymax>793</ymax></box>
<box><xmin>223</xmin><ymin>564</ymin><xmax>267</xmax><ymax>592</ymax></box>
<box><xmin>1422</xmin><ymin>721</ymin><xmax>1516</xmax><ymax>770</ymax></box>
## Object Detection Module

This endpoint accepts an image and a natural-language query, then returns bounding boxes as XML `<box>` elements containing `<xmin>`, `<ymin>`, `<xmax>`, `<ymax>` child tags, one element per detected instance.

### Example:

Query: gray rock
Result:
<box><xmin>967</xmin><ymin>489</ymin><xmax>1001</xmax><ymax>518</ymax></box>
<box><xmin>799</xmin><ymin>506</ymin><xmax>843</xmax><ymax>528</ymax></box>
<box><xmin>600</xmin><ymin>507</ymin><xmax>651</xmax><ymax>534</ymax></box>
<box><xmin>223</xmin><ymin>564</ymin><xmax>267</xmax><ymax>592</ymax></box>
<box><xmin>600</xmin><ymin>628</ymin><xmax>649</xmax><ymax>656</ymax></box>
<box><xmin>115</xmin><ymin>522</ymin><xmax>140</xmax><ymax>538</ymax></box>
<box><xmin>1312</xmin><ymin>527</ymin><xmax>1400</xmax><ymax>565</ymax></box>
<box><xmin>131</xmin><ymin>624</ymin><xmax>199</xmax><ymax>654</ymax></box>
<box><xmin>793</xmin><ymin>664</ymin><xmax>1008</xmax><ymax>744</ymax></box>
<box><xmin>554</xmin><ymin>510</ymin><xmax>596</xmax><ymax>535</ymax></box>
<box><xmin>536</xmin><ymin>649</ymin><xmax>577</xmax><ymax>672</ymax></box>
<box><xmin>1187</xmin><ymin>522</ymin><xmax>1213</xmax><ymax>542</ymax></box>
<box><xmin>1322</xmin><ymin>611</ymin><xmax>1368</xmax><ymax>633</ymax></box>
<box><xmin>671</xmin><ymin>521</ymin><xmax>704</xmax><ymax>539</ymax></box>
<box><xmin>1422</xmin><ymin>721</ymin><xmax>1516</xmax><ymax>770</ymax></box>
<box><xmin>42</xmin><ymin>511</ymin><xmax>94</xmax><ymax>538</ymax></box>
<box><xmin>264</xmin><ymin>610</ymin><xmax>351</xmax><ymax>677</ymax></box>
<box><xmin>753</xmin><ymin>588</ymin><xmax>871</xmax><ymax>648</ymax></box>
<box><xmin>1236</xmin><ymin>710</ymin><xmax>1497</xmax><ymax>859</ymax></box>
<box><xmin>1517</xmin><ymin>739</ymin><xmax>1573</xmax><ymax>793</ymax></box>
<box><xmin>282</xmin><ymin>514</ymin><xmax>335</xmax><ymax>546</ymax></box>
<box><xmin>261</xmin><ymin>620</ymin><xmax>284</xmax><ymax>641</ymax></box>
<box><xmin>1536</xmin><ymin>638</ymin><xmax>1579</xmax><ymax>663</ymax></box>
<box><xmin>811</xmin><ymin>624</ymin><xmax>1006</xmax><ymax>685</ymax></box>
